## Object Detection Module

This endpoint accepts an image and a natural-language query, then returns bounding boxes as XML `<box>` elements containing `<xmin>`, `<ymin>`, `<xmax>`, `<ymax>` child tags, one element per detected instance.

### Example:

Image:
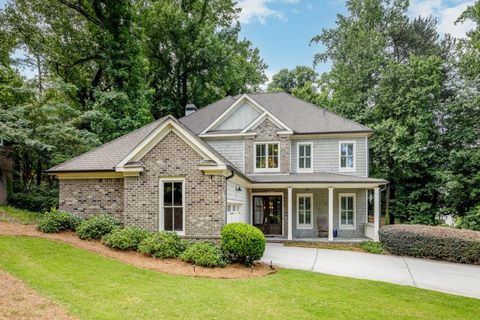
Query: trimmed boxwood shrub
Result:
<box><xmin>180</xmin><ymin>242</ymin><xmax>225</xmax><ymax>267</ymax></box>
<box><xmin>102</xmin><ymin>226</ymin><xmax>150</xmax><ymax>250</ymax></box>
<box><xmin>221</xmin><ymin>223</ymin><xmax>266</xmax><ymax>266</ymax></box>
<box><xmin>76</xmin><ymin>215</ymin><xmax>122</xmax><ymax>240</ymax></box>
<box><xmin>138</xmin><ymin>232</ymin><xmax>188</xmax><ymax>258</ymax></box>
<box><xmin>379</xmin><ymin>224</ymin><xmax>480</xmax><ymax>264</ymax></box>
<box><xmin>37</xmin><ymin>209</ymin><xmax>81</xmax><ymax>233</ymax></box>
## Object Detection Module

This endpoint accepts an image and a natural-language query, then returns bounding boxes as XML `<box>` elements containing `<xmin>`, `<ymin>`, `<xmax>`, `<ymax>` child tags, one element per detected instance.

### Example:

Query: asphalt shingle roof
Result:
<box><xmin>179</xmin><ymin>92</ymin><xmax>372</xmax><ymax>134</ymax></box>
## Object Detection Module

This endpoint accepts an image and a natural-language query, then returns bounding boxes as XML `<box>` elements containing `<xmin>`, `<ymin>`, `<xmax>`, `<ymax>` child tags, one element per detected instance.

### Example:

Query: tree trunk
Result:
<box><xmin>36</xmin><ymin>159</ymin><xmax>42</xmax><ymax>186</ymax></box>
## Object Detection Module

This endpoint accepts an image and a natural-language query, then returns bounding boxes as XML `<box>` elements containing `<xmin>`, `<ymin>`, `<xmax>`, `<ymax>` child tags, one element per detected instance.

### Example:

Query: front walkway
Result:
<box><xmin>262</xmin><ymin>243</ymin><xmax>480</xmax><ymax>299</ymax></box>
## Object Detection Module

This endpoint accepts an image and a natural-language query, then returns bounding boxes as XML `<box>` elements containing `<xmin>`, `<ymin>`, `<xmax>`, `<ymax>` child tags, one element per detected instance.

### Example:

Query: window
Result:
<box><xmin>339</xmin><ymin>193</ymin><xmax>356</xmax><ymax>229</ymax></box>
<box><xmin>297</xmin><ymin>194</ymin><xmax>313</xmax><ymax>229</ymax></box>
<box><xmin>160</xmin><ymin>179</ymin><xmax>184</xmax><ymax>233</ymax></box>
<box><xmin>255</xmin><ymin>142</ymin><xmax>279</xmax><ymax>172</ymax></box>
<box><xmin>297</xmin><ymin>143</ymin><xmax>313</xmax><ymax>172</ymax></box>
<box><xmin>339</xmin><ymin>141</ymin><xmax>355</xmax><ymax>171</ymax></box>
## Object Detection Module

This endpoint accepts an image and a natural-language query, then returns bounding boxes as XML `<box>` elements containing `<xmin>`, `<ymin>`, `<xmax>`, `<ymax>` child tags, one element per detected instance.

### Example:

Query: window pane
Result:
<box><xmin>299</xmin><ymin>211</ymin><xmax>304</xmax><ymax>224</ymax></box>
<box><xmin>341</xmin><ymin>156</ymin><xmax>347</xmax><ymax>168</ymax></box>
<box><xmin>299</xmin><ymin>145</ymin><xmax>305</xmax><ymax>157</ymax></box>
<box><xmin>254</xmin><ymin>197</ymin><xmax>264</xmax><ymax>224</ymax></box>
<box><xmin>304</xmin><ymin>197</ymin><xmax>311</xmax><ymax>210</ymax></box>
<box><xmin>163</xmin><ymin>183</ymin><xmax>173</xmax><ymax>206</ymax></box>
<box><xmin>347</xmin><ymin>197</ymin><xmax>353</xmax><ymax>210</ymax></box>
<box><xmin>341</xmin><ymin>143</ymin><xmax>353</xmax><ymax>156</ymax></box>
<box><xmin>173</xmin><ymin>182</ymin><xmax>182</xmax><ymax>206</ymax></box>
<box><xmin>346</xmin><ymin>156</ymin><xmax>354</xmax><ymax>168</ymax></box>
<box><xmin>164</xmin><ymin>207</ymin><xmax>173</xmax><ymax>231</ymax></box>
<box><xmin>305</xmin><ymin>145</ymin><xmax>311</xmax><ymax>157</ymax></box>
<box><xmin>305</xmin><ymin>157</ymin><xmax>311</xmax><ymax>169</ymax></box>
<box><xmin>299</xmin><ymin>157</ymin><xmax>305</xmax><ymax>169</ymax></box>
<box><xmin>268</xmin><ymin>144</ymin><xmax>279</xmax><ymax>168</ymax></box>
<box><xmin>256</xmin><ymin>144</ymin><xmax>266</xmax><ymax>168</ymax></box>
<box><xmin>305</xmin><ymin>211</ymin><xmax>311</xmax><ymax>224</ymax></box>
<box><xmin>173</xmin><ymin>208</ymin><xmax>183</xmax><ymax>231</ymax></box>
<box><xmin>348</xmin><ymin>211</ymin><xmax>354</xmax><ymax>224</ymax></box>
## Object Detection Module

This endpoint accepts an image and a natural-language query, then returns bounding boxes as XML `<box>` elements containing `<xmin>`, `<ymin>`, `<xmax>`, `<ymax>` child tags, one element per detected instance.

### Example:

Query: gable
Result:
<box><xmin>215</xmin><ymin>102</ymin><xmax>260</xmax><ymax>131</ymax></box>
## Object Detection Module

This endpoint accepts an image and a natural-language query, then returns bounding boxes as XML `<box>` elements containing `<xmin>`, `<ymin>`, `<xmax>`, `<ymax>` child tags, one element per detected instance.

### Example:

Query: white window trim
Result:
<box><xmin>339</xmin><ymin>141</ymin><xmax>356</xmax><ymax>172</ymax></box>
<box><xmin>296</xmin><ymin>142</ymin><xmax>313</xmax><ymax>173</ymax></box>
<box><xmin>254</xmin><ymin>141</ymin><xmax>281</xmax><ymax>173</ymax></box>
<box><xmin>338</xmin><ymin>193</ymin><xmax>356</xmax><ymax>230</ymax></box>
<box><xmin>159</xmin><ymin>177</ymin><xmax>186</xmax><ymax>235</ymax></box>
<box><xmin>296</xmin><ymin>193</ymin><xmax>313</xmax><ymax>229</ymax></box>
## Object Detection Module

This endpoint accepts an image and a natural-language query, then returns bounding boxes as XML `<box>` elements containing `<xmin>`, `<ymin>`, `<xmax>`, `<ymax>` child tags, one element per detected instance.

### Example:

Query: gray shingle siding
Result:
<box><xmin>291</xmin><ymin>138</ymin><xmax>368</xmax><ymax>177</ymax></box>
<box><xmin>206</xmin><ymin>140</ymin><xmax>244</xmax><ymax>171</ymax></box>
<box><xmin>292</xmin><ymin>188</ymin><xmax>367</xmax><ymax>239</ymax></box>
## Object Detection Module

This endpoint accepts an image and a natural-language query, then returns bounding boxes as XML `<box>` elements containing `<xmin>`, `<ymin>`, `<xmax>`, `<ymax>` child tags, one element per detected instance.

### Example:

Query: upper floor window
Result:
<box><xmin>339</xmin><ymin>141</ymin><xmax>355</xmax><ymax>171</ymax></box>
<box><xmin>297</xmin><ymin>142</ymin><xmax>313</xmax><ymax>172</ymax></box>
<box><xmin>255</xmin><ymin>142</ymin><xmax>279</xmax><ymax>172</ymax></box>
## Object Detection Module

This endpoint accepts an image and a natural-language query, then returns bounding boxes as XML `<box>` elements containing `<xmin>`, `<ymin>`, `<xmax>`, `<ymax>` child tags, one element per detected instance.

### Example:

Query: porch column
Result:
<box><xmin>374</xmin><ymin>187</ymin><xmax>380</xmax><ymax>242</ymax></box>
<box><xmin>287</xmin><ymin>187</ymin><xmax>293</xmax><ymax>240</ymax></box>
<box><xmin>328</xmin><ymin>187</ymin><xmax>334</xmax><ymax>241</ymax></box>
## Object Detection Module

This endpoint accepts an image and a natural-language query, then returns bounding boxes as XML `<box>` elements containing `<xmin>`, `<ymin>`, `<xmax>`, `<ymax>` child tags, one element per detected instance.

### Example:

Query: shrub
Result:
<box><xmin>221</xmin><ymin>223</ymin><xmax>265</xmax><ymax>266</ymax></box>
<box><xmin>457</xmin><ymin>205</ymin><xmax>480</xmax><ymax>231</ymax></box>
<box><xmin>379</xmin><ymin>224</ymin><xmax>480</xmax><ymax>264</ymax></box>
<box><xmin>180</xmin><ymin>242</ymin><xmax>225</xmax><ymax>267</ymax></box>
<box><xmin>138</xmin><ymin>232</ymin><xmax>188</xmax><ymax>258</ymax></box>
<box><xmin>101</xmin><ymin>226</ymin><xmax>150</xmax><ymax>250</ymax></box>
<box><xmin>8</xmin><ymin>187</ymin><xmax>58</xmax><ymax>213</ymax></box>
<box><xmin>360</xmin><ymin>241</ymin><xmax>383</xmax><ymax>254</ymax></box>
<box><xmin>76</xmin><ymin>215</ymin><xmax>122</xmax><ymax>240</ymax></box>
<box><xmin>37</xmin><ymin>209</ymin><xmax>81</xmax><ymax>233</ymax></box>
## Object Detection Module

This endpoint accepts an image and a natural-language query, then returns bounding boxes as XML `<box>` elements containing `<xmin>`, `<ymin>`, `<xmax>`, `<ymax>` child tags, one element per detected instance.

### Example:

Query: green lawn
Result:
<box><xmin>0</xmin><ymin>205</ymin><xmax>42</xmax><ymax>224</ymax></box>
<box><xmin>0</xmin><ymin>237</ymin><xmax>478</xmax><ymax>320</ymax></box>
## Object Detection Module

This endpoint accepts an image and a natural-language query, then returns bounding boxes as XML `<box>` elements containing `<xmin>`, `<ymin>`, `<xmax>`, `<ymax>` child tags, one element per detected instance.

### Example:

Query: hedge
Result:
<box><xmin>76</xmin><ymin>215</ymin><xmax>122</xmax><ymax>240</ymax></box>
<box><xmin>37</xmin><ymin>209</ymin><xmax>81</xmax><ymax>233</ymax></box>
<box><xmin>221</xmin><ymin>223</ymin><xmax>265</xmax><ymax>266</ymax></box>
<box><xmin>379</xmin><ymin>224</ymin><xmax>480</xmax><ymax>265</ymax></box>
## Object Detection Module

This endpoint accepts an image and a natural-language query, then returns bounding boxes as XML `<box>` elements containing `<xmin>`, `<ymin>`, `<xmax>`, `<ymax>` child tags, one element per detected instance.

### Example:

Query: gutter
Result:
<box><xmin>224</xmin><ymin>169</ymin><xmax>235</xmax><ymax>225</ymax></box>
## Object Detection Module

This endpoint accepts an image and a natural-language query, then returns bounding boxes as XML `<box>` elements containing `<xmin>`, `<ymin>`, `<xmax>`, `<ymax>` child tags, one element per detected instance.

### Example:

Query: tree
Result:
<box><xmin>267</xmin><ymin>66</ymin><xmax>317</xmax><ymax>93</ymax></box>
<box><xmin>311</xmin><ymin>0</ymin><xmax>453</xmax><ymax>223</ymax></box>
<box><xmin>141</xmin><ymin>0</ymin><xmax>267</xmax><ymax>118</ymax></box>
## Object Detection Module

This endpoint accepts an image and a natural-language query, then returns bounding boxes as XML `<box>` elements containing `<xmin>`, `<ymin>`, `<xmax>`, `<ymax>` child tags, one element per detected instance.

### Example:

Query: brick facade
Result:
<box><xmin>59</xmin><ymin>178</ymin><xmax>124</xmax><ymax>221</ymax></box>
<box><xmin>244</xmin><ymin>118</ymin><xmax>290</xmax><ymax>174</ymax></box>
<box><xmin>123</xmin><ymin>131</ymin><xmax>226</xmax><ymax>237</ymax></box>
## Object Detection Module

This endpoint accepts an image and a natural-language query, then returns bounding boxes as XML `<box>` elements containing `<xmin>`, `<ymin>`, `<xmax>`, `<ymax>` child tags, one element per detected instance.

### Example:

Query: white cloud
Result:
<box><xmin>237</xmin><ymin>0</ymin><xmax>302</xmax><ymax>24</ymax></box>
<box><xmin>409</xmin><ymin>0</ymin><xmax>476</xmax><ymax>38</ymax></box>
<box><xmin>237</xmin><ymin>0</ymin><xmax>284</xmax><ymax>24</ymax></box>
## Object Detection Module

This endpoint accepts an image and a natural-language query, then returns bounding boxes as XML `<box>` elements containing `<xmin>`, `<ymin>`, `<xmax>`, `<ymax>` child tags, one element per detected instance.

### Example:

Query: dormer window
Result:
<box><xmin>339</xmin><ymin>141</ymin><xmax>355</xmax><ymax>171</ymax></box>
<box><xmin>255</xmin><ymin>142</ymin><xmax>280</xmax><ymax>172</ymax></box>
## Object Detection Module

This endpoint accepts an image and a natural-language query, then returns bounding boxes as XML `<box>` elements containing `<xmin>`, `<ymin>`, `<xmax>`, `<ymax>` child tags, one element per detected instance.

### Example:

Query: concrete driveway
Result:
<box><xmin>261</xmin><ymin>243</ymin><xmax>480</xmax><ymax>299</ymax></box>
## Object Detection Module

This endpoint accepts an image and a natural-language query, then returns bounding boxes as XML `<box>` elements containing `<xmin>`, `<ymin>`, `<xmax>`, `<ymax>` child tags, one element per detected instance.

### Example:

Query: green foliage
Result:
<box><xmin>379</xmin><ymin>224</ymin><xmax>480</xmax><ymax>264</ymax></box>
<box><xmin>101</xmin><ymin>226</ymin><xmax>150</xmax><ymax>251</ymax></box>
<box><xmin>138</xmin><ymin>232</ymin><xmax>188</xmax><ymax>259</ymax></box>
<box><xmin>141</xmin><ymin>0</ymin><xmax>267</xmax><ymax>118</ymax></box>
<box><xmin>359</xmin><ymin>241</ymin><xmax>383</xmax><ymax>254</ymax></box>
<box><xmin>37</xmin><ymin>209</ymin><xmax>80</xmax><ymax>233</ymax></box>
<box><xmin>267</xmin><ymin>66</ymin><xmax>317</xmax><ymax>94</ymax></box>
<box><xmin>221</xmin><ymin>223</ymin><xmax>266</xmax><ymax>266</ymax></box>
<box><xmin>7</xmin><ymin>188</ymin><xmax>58</xmax><ymax>213</ymax></box>
<box><xmin>180</xmin><ymin>242</ymin><xmax>225</xmax><ymax>267</ymax></box>
<box><xmin>457</xmin><ymin>205</ymin><xmax>480</xmax><ymax>231</ymax></box>
<box><xmin>76</xmin><ymin>215</ymin><xmax>122</xmax><ymax>240</ymax></box>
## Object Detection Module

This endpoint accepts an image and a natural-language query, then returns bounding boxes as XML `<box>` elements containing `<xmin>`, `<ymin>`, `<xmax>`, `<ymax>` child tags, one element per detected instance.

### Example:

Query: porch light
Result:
<box><xmin>236</xmin><ymin>185</ymin><xmax>242</xmax><ymax>192</ymax></box>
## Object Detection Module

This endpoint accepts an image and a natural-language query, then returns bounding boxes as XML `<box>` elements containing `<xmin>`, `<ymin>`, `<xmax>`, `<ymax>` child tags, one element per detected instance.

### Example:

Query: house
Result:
<box><xmin>46</xmin><ymin>93</ymin><xmax>387</xmax><ymax>241</ymax></box>
<box><xmin>0</xmin><ymin>145</ymin><xmax>13</xmax><ymax>204</ymax></box>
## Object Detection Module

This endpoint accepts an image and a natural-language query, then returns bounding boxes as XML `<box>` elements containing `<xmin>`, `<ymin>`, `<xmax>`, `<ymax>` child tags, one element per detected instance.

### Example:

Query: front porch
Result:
<box><xmin>247</xmin><ymin>186</ymin><xmax>383</xmax><ymax>242</ymax></box>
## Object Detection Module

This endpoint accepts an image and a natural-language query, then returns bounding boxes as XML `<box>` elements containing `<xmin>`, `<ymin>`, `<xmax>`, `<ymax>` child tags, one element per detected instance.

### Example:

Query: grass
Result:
<box><xmin>0</xmin><ymin>205</ymin><xmax>43</xmax><ymax>224</ymax></box>
<box><xmin>0</xmin><ymin>237</ymin><xmax>478</xmax><ymax>319</ymax></box>
<box><xmin>284</xmin><ymin>240</ymin><xmax>383</xmax><ymax>254</ymax></box>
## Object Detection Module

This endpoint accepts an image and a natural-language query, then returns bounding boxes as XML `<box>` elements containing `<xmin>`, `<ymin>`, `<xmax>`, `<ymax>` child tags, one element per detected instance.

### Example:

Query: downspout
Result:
<box><xmin>224</xmin><ymin>169</ymin><xmax>235</xmax><ymax>225</ymax></box>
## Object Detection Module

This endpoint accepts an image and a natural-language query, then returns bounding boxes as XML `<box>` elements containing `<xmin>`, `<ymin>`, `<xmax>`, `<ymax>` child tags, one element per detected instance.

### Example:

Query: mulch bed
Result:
<box><xmin>0</xmin><ymin>222</ymin><xmax>276</xmax><ymax>279</ymax></box>
<box><xmin>0</xmin><ymin>270</ymin><xmax>76</xmax><ymax>320</ymax></box>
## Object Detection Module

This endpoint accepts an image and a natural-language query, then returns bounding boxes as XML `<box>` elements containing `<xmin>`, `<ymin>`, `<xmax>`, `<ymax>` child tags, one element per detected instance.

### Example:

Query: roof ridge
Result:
<box><xmin>47</xmin><ymin>117</ymin><xmax>167</xmax><ymax>172</ymax></box>
<box><xmin>283</xmin><ymin>92</ymin><xmax>372</xmax><ymax>131</ymax></box>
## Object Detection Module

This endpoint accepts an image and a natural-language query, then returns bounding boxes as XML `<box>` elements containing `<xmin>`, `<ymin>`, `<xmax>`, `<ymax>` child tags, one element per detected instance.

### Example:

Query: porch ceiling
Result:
<box><xmin>248</xmin><ymin>172</ymin><xmax>387</xmax><ymax>186</ymax></box>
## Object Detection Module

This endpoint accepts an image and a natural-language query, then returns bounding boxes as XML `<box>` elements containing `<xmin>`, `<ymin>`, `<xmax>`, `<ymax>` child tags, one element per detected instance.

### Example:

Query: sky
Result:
<box><xmin>0</xmin><ymin>0</ymin><xmax>476</xmax><ymax>81</ymax></box>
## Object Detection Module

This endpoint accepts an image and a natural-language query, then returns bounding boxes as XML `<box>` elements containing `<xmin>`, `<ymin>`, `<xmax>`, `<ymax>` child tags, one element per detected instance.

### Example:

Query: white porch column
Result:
<box><xmin>328</xmin><ymin>187</ymin><xmax>334</xmax><ymax>241</ymax></box>
<box><xmin>287</xmin><ymin>187</ymin><xmax>293</xmax><ymax>240</ymax></box>
<box><xmin>374</xmin><ymin>187</ymin><xmax>380</xmax><ymax>242</ymax></box>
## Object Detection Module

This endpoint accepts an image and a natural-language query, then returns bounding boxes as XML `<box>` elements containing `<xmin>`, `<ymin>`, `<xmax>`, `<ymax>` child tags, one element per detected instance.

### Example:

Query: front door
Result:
<box><xmin>253</xmin><ymin>195</ymin><xmax>282</xmax><ymax>235</ymax></box>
